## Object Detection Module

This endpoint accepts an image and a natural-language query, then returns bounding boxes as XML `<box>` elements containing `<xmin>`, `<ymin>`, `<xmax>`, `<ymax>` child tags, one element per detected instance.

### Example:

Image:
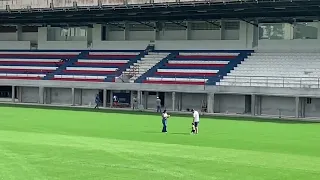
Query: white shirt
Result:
<box><xmin>193</xmin><ymin>111</ymin><xmax>200</xmax><ymax>122</ymax></box>
<box><xmin>162</xmin><ymin>113</ymin><xmax>168</xmax><ymax>120</ymax></box>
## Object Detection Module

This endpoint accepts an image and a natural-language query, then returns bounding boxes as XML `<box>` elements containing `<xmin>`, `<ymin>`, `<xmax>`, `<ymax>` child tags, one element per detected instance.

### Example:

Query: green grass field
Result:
<box><xmin>1</xmin><ymin>105</ymin><xmax>320</xmax><ymax>180</ymax></box>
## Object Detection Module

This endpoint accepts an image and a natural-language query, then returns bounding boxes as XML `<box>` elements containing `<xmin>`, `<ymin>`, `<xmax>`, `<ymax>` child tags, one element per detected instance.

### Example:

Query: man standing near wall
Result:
<box><xmin>133</xmin><ymin>96</ymin><xmax>138</xmax><ymax>110</ymax></box>
<box><xmin>156</xmin><ymin>97</ymin><xmax>161</xmax><ymax>113</ymax></box>
<box><xmin>94</xmin><ymin>94</ymin><xmax>101</xmax><ymax>109</ymax></box>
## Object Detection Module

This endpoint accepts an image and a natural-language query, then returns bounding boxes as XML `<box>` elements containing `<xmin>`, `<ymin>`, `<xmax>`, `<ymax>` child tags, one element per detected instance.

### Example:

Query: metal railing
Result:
<box><xmin>146</xmin><ymin>75</ymin><xmax>209</xmax><ymax>84</ymax></box>
<box><xmin>0</xmin><ymin>0</ymin><xmax>238</xmax><ymax>11</ymax></box>
<box><xmin>219</xmin><ymin>75</ymin><xmax>320</xmax><ymax>88</ymax></box>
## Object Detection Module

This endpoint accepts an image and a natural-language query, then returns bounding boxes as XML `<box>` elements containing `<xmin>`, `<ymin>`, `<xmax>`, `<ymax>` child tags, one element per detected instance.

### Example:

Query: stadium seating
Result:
<box><xmin>142</xmin><ymin>51</ymin><xmax>251</xmax><ymax>85</ymax></box>
<box><xmin>0</xmin><ymin>51</ymin><xmax>143</xmax><ymax>82</ymax></box>
<box><xmin>0</xmin><ymin>51</ymin><xmax>79</xmax><ymax>80</ymax></box>
<box><xmin>217</xmin><ymin>53</ymin><xmax>320</xmax><ymax>88</ymax></box>
<box><xmin>52</xmin><ymin>51</ymin><xmax>143</xmax><ymax>82</ymax></box>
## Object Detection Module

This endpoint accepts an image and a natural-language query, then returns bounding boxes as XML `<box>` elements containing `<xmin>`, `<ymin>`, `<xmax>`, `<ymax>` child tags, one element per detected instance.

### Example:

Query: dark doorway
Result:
<box><xmin>158</xmin><ymin>92</ymin><xmax>165</xmax><ymax>106</ymax></box>
<box><xmin>98</xmin><ymin>90</ymin><xmax>103</xmax><ymax>104</ymax></box>
<box><xmin>245</xmin><ymin>95</ymin><xmax>251</xmax><ymax>114</ymax></box>
<box><xmin>0</xmin><ymin>86</ymin><xmax>16</xmax><ymax>98</ymax></box>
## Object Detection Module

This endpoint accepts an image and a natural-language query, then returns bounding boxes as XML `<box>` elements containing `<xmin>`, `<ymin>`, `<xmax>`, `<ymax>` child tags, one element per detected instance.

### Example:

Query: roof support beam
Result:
<box><xmin>239</xmin><ymin>18</ymin><xmax>258</xmax><ymax>27</ymax></box>
<box><xmin>134</xmin><ymin>21</ymin><xmax>156</xmax><ymax>29</ymax></box>
<box><xmin>168</xmin><ymin>21</ymin><xmax>187</xmax><ymax>28</ymax></box>
<box><xmin>107</xmin><ymin>22</ymin><xmax>125</xmax><ymax>30</ymax></box>
<box><xmin>205</xmin><ymin>20</ymin><xmax>221</xmax><ymax>28</ymax></box>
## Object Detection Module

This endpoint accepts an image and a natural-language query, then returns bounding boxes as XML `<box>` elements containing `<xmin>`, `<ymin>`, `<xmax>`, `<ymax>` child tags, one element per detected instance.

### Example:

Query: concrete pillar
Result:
<box><xmin>171</xmin><ymin>92</ymin><xmax>176</xmax><ymax>111</ymax></box>
<box><xmin>11</xmin><ymin>86</ymin><xmax>15</xmax><ymax>103</ymax></box>
<box><xmin>39</xmin><ymin>87</ymin><xmax>44</xmax><ymax>104</ymax></box>
<box><xmin>124</xmin><ymin>22</ymin><xmax>129</xmax><ymax>40</ymax></box>
<box><xmin>45</xmin><ymin>88</ymin><xmax>51</xmax><ymax>104</ymax></box>
<box><xmin>37</xmin><ymin>27</ymin><xmax>48</xmax><ymax>45</ymax></box>
<box><xmin>295</xmin><ymin>96</ymin><xmax>300</xmax><ymax>118</ymax></box>
<box><xmin>153</xmin><ymin>22</ymin><xmax>157</xmax><ymax>41</ymax></box>
<box><xmin>16</xmin><ymin>25</ymin><xmax>22</xmax><ymax>41</ymax></box>
<box><xmin>130</xmin><ymin>91</ymin><xmax>134</xmax><ymax>109</ymax></box>
<box><xmin>103</xmin><ymin>89</ymin><xmax>107</xmax><ymax>107</ymax></box>
<box><xmin>109</xmin><ymin>90</ymin><xmax>113</xmax><ymax>108</ymax></box>
<box><xmin>251</xmin><ymin>94</ymin><xmax>256</xmax><ymax>116</ymax></box>
<box><xmin>179</xmin><ymin>93</ymin><xmax>183</xmax><ymax>111</ymax></box>
<box><xmin>18</xmin><ymin>86</ymin><xmax>22</xmax><ymax>103</ymax></box>
<box><xmin>137</xmin><ymin>90</ymin><xmax>141</xmax><ymax>105</ymax></box>
<box><xmin>186</xmin><ymin>21</ymin><xmax>191</xmax><ymax>40</ymax></box>
<box><xmin>79</xmin><ymin>89</ymin><xmax>82</xmax><ymax>106</ymax></box>
<box><xmin>86</xmin><ymin>27</ymin><xmax>93</xmax><ymax>47</ymax></box>
<box><xmin>207</xmin><ymin>93</ymin><xmax>214</xmax><ymax>113</ymax></box>
<box><xmin>252</xmin><ymin>19</ymin><xmax>259</xmax><ymax>48</ymax></box>
<box><xmin>220</xmin><ymin>20</ymin><xmax>225</xmax><ymax>40</ymax></box>
<box><xmin>256</xmin><ymin>95</ymin><xmax>262</xmax><ymax>115</ymax></box>
<box><xmin>92</xmin><ymin>24</ymin><xmax>102</xmax><ymax>42</ymax></box>
<box><xmin>144</xmin><ymin>92</ymin><xmax>148</xmax><ymax>109</ymax></box>
<box><xmin>300</xmin><ymin>98</ymin><xmax>306</xmax><ymax>118</ymax></box>
<box><xmin>71</xmin><ymin>88</ymin><xmax>75</xmax><ymax>106</ymax></box>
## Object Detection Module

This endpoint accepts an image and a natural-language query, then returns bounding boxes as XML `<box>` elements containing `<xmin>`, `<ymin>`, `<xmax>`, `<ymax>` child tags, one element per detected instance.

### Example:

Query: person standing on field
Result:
<box><xmin>161</xmin><ymin>110</ymin><xmax>170</xmax><ymax>133</ymax></box>
<box><xmin>191</xmin><ymin>109</ymin><xmax>200</xmax><ymax>134</ymax></box>
<box><xmin>156</xmin><ymin>97</ymin><xmax>161</xmax><ymax>113</ymax></box>
<box><xmin>133</xmin><ymin>97</ymin><xmax>138</xmax><ymax>110</ymax></box>
<box><xmin>94</xmin><ymin>94</ymin><xmax>101</xmax><ymax>109</ymax></box>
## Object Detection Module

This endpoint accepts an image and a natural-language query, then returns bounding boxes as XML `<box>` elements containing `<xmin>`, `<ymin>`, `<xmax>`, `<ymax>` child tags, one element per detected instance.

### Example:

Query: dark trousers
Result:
<box><xmin>157</xmin><ymin>106</ymin><xmax>161</xmax><ymax>113</ymax></box>
<box><xmin>162</xmin><ymin>119</ymin><xmax>167</xmax><ymax>132</ymax></box>
<box><xmin>94</xmin><ymin>102</ymin><xmax>100</xmax><ymax>109</ymax></box>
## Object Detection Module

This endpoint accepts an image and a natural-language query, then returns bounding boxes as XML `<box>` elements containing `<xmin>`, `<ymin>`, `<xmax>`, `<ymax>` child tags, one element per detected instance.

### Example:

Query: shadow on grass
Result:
<box><xmin>0</xmin><ymin>103</ymin><xmax>319</xmax><ymax>124</ymax></box>
<box><xmin>170</xmin><ymin>132</ymin><xmax>191</xmax><ymax>135</ymax></box>
<box><xmin>142</xmin><ymin>131</ymin><xmax>163</xmax><ymax>134</ymax></box>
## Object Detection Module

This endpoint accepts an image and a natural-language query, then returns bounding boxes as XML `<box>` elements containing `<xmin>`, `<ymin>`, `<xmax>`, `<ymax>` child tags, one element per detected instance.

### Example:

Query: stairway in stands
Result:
<box><xmin>43</xmin><ymin>51</ymin><xmax>88</xmax><ymax>80</ymax></box>
<box><xmin>123</xmin><ymin>52</ymin><xmax>170</xmax><ymax>83</ymax></box>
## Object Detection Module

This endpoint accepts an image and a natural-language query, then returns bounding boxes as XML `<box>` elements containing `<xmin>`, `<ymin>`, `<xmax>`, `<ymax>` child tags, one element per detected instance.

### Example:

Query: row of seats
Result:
<box><xmin>0</xmin><ymin>52</ymin><xmax>78</xmax><ymax>80</ymax></box>
<box><xmin>217</xmin><ymin>52</ymin><xmax>320</xmax><ymax>88</ymax></box>
<box><xmin>0</xmin><ymin>51</ymin><xmax>141</xmax><ymax>82</ymax></box>
<box><xmin>5</xmin><ymin>50</ymin><xmax>319</xmax><ymax>89</ymax></box>
<box><xmin>143</xmin><ymin>51</ymin><xmax>246</xmax><ymax>85</ymax></box>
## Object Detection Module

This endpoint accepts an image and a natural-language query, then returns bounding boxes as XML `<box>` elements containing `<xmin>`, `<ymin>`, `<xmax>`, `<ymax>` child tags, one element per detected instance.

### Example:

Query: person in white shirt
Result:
<box><xmin>113</xmin><ymin>95</ymin><xmax>118</xmax><ymax>107</ymax></box>
<box><xmin>191</xmin><ymin>109</ymin><xmax>200</xmax><ymax>134</ymax></box>
<box><xmin>161</xmin><ymin>110</ymin><xmax>170</xmax><ymax>133</ymax></box>
<box><xmin>156</xmin><ymin>97</ymin><xmax>161</xmax><ymax>113</ymax></box>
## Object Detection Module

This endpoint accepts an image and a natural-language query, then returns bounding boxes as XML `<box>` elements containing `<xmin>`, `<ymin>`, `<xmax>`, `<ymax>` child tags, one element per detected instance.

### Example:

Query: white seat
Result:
<box><xmin>219</xmin><ymin>52</ymin><xmax>320</xmax><ymax>88</ymax></box>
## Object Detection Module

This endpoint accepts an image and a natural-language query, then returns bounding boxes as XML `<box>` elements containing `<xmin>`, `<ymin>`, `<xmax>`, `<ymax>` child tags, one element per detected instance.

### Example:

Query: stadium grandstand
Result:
<box><xmin>1</xmin><ymin>0</ymin><xmax>320</xmax><ymax>179</ymax></box>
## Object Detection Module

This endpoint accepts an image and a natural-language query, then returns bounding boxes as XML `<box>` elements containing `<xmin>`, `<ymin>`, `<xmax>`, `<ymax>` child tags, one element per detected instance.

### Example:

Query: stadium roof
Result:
<box><xmin>0</xmin><ymin>0</ymin><xmax>319</xmax><ymax>25</ymax></box>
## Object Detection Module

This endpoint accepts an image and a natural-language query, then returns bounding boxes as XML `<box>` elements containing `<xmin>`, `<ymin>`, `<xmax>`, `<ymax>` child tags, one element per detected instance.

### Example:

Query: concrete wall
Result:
<box><xmin>261</xmin><ymin>96</ymin><xmax>296</xmax><ymax>117</ymax></box>
<box><xmin>81</xmin><ymin>89</ymin><xmax>99</xmax><ymax>106</ymax></box>
<box><xmin>181</xmin><ymin>93</ymin><xmax>206</xmax><ymax>111</ymax></box>
<box><xmin>304</xmin><ymin>98</ymin><xmax>320</xmax><ymax>118</ymax></box>
<box><xmin>214</xmin><ymin>94</ymin><xmax>246</xmax><ymax>114</ymax></box>
<box><xmin>50</xmin><ymin>88</ymin><xmax>72</xmax><ymax>104</ymax></box>
<box><xmin>0</xmin><ymin>32</ymin><xmax>17</xmax><ymax>41</ymax></box>
<box><xmin>257</xmin><ymin>39</ymin><xmax>320</xmax><ymax>52</ymax></box>
<box><xmin>0</xmin><ymin>20</ymin><xmax>320</xmax><ymax>51</ymax></box>
<box><xmin>154</xmin><ymin>40</ymin><xmax>247</xmax><ymax>50</ymax></box>
<box><xmin>19</xmin><ymin>87</ymin><xmax>98</xmax><ymax>106</ymax></box>
<box><xmin>91</xmin><ymin>41</ymin><xmax>149</xmax><ymax>50</ymax></box>
<box><xmin>5</xmin><ymin>82</ymin><xmax>320</xmax><ymax>119</ymax></box>
<box><xmin>21</xmin><ymin>87</ymin><xmax>39</xmax><ymax>103</ymax></box>
<box><xmin>0</xmin><ymin>20</ymin><xmax>249</xmax><ymax>50</ymax></box>
<box><xmin>0</xmin><ymin>41</ymin><xmax>31</xmax><ymax>50</ymax></box>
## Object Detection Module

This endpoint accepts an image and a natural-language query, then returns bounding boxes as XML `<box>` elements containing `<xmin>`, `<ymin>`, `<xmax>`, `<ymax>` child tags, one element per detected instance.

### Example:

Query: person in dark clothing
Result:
<box><xmin>94</xmin><ymin>94</ymin><xmax>101</xmax><ymax>109</ymax></box>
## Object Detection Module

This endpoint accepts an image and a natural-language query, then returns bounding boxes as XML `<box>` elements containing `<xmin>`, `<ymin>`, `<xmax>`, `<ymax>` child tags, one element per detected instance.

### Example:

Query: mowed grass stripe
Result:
<box><xmin>1</xmin><ymin>130</ymin><xmax>320</xmax><ymax>174</ymax></box>
<box><xmin>1</xmin><ymin>106</ymin><xmax>320</xmax><ymax>179</ymax></box>
<box><xmin>1</xmin><ymin>107</ymin><xmax>320</xmax><ymax>158</ymax></box>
